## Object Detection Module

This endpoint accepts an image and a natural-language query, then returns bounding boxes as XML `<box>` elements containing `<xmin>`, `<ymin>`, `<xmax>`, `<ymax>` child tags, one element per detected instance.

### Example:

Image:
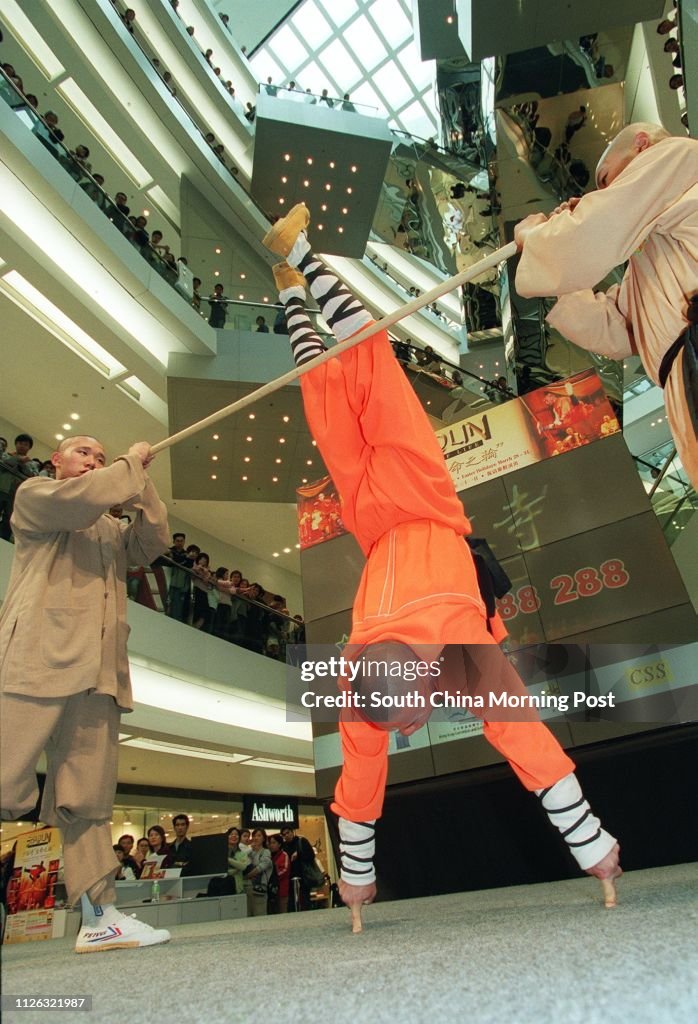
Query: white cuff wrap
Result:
<box><xmin>537</xmin><ymin>773</ymin><xmax>616</xmax><ymax>871</ymax></box>
<box><xmin>338</xmin><ymin>818</ymin><xmax>376</xmax><ymax>886</ymax></box>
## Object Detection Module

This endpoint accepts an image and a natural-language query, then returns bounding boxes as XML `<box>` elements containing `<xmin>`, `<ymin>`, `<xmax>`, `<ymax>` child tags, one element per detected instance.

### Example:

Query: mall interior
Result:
<box><xmin>0</xmin><ymin>0</ymin><xmax>697</xmax><ymax>1020</ymax></box>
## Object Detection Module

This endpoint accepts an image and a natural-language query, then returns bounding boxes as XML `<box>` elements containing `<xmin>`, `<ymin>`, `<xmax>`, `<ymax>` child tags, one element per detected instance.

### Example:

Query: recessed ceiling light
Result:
<box><xmin>215</xmin><ymin>247</ymin><xmax>221</xmax><ymax>254</ymax></box>
<box><xmin>295</xmin><ymin>543</ymin><xmax>300</xmax><ymax>549</ymax></box>
<box><xmin>244</xmin><ymin>456</ymin><xmax>251</xmax><ymax>462</ymax></box>
<box><xmin>248</xmin><ymin>414</ymin><xmax>255</xmax><ymax>420</ymax></box>
<box><xmin>242</xmin><ymin>475</ymin><xmax>248</xmax><ymax>481</ymax></box>
<box><xmin>263</xmin><ymin>296</ymin><xmax>269</xmax><ymax>302</ymax></box>
<box><xmin>281</xmin><ymin>176</ymin><xmax>287</xmax><ymax>183</ymax></box>
<box><xmin>279</xmin><ymin>437</ymin><xmax>286</xmax><ymax>444</ymax></box>
<box><xmin>318</xmin><ymin>224</ymin><xmax>323</xmax><ymax>230</ymax></box>
<box><xmin>240</xmin><ymin>273</ymin><xmax>246</xmax><ymax>279</ymax></box>
<box><xmin>306</xmin><ymin>459</ymin><xmax>313</xmax><ymax>465</ymax></box>
<box><xmin>211</xmin><ymin>474</ymin><xmax>217</xmax><ymax>480</ymax></box>
<box><xmin>338</xmin><ymin>226</ymin><xmax>344</xmax><ymax>233</ymax></box>
<box><xmin>321</xmin><ymin>204</ymin><xmax>327</xmax><ymax>211</ymax></box>
<box><xmin>302</xmin><ymin>478</ymin><xmax>307</xmax><ymax>484</ymax></box>
<box><xmin>213</xmin><ymin>433</ymin><xmax>220</xmax><ymax>439</ymax></box>
<box><xmin>279</xmin><ymin>198</ymin><xmax>285</xmax><ymax>205</ymax></box>
<box><xmin>350</xmin><ymin>165</ymin><xmax>357</xmax><ymax>172</ymax></box>
<box><xmin>283</xmin><ymin>547</ymin><xmax>291</xmax><ymax>553</ymax></box>
<box><xmin>329</xmin><ymin>161</ymin><xmax>335</xmax><ymax>169</ymax></box>
<box><xmin>347</xmin><ymin>187</ymin><xmax>353</xmax><ymax>194</ymax></box>
<box><xmin>303</xmin><ymin>179</ymin><xmax>310</xmax><ymax>187</ymax></box>
<box><xmin>284</xmin><ymin>154</ymin><xmax>291</xmax><ymax>161</ymax></box>
<box><xmin>214</xmin><ymin>270</ymin><xmax>220</xmax><ymax>277</ymax></box>
<box><xmin>239</xmin><ymin>293</ymin><xmax>244</xmax><ymax>299</ymax></box>
<box><xmin>275</xmin><ymin>457</ymin><xmax>282</xmax><ymax>464</ymax></box>
<box><xmin>342</xmin><ymin>207</ymin><xmax>348</xmax><ymax>214</ymax></box>
<box><xmin>212</xmin><ymin>455</ymin><xmax>219</xmax><ymax>461</ymax></box>
<box><xmin>246</xmin><ymin>436</ymin><xmax>253</xmax><ymax>442</ymax></box>
<box><xmin>272</xmin><ymin>476</ymin><xmax>278</xmax><ymax>482</ymax></box>
<box><xmin>312</xmin><ymin>440</ymin><xmax>317</xmax><ymax>446</ymax></box>
<box><xmin>62</xmin><ymin>423</ymin><xmax>71</xmax><ymax>430</ymax></box>
<box><xmin>446</xmin><ymin>14</ymin><xmax>454</xmax><ymax>23</ymax></box>
<box><xmin>282</xmin><ymin>415</ymin><xmax>290</xmax><ymax>422</ymax></box>
<box><xmin>143</xmin><ymin>208</ymin><xmax>150</xmax><ymax>215</ymax></box>
<box><xmin>325</xmin><ymin>183</ymin><xmax>331</xmax><ymax>191</ymax></box>
<box><xmin>55</xmin><ymin>433</ymin><xmax>64</xmax><ymax>440</ymax></box>
<box><xmin>70</xmin><ymin>412</ymin><xmax>80</xmax><ymax>420</ymax></box>
<box><xmin>307</xmin><ymin>157</ymin><xmax>313</xmax><ymax>165</ymax></box>
<box><xmin>273</xmin><ymin>552</ymin><xmax>280</xmax><ymax>557</ymax></box>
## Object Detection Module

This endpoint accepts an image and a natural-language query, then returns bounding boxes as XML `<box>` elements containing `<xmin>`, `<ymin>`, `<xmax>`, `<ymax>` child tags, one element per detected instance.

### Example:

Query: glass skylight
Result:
<box><xmin>250</xmin><ymin>0</ymin><xmax>437</xmax><ymax>138</ymax></box>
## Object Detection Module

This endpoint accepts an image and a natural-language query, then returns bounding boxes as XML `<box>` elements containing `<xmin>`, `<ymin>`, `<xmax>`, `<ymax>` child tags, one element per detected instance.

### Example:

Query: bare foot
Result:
<box><xmin>586</xmin><ymin>843</ymin><xmax>622</xmax><ymax>907</ymax></box>
<box><xmin>338</xmin><ymin>880</ymin><xmax>376</xmax><ymax>933</ymax></box>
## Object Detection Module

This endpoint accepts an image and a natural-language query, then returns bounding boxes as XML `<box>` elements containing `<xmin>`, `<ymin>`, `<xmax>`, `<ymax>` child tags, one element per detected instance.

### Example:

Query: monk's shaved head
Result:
<box><xmin>57</xmin><ymin>434</ymin><xmax>102</xmax><ymax>454</ymax></box>
<box><xmin>595</xmin><ymin>122</ymin><xmax>670</xmax><ymax>188</ymax></box>
<box><xmin>52</xmin><ymin>436</ymin><xmax>106</xmax><ymax>479</ymax></box>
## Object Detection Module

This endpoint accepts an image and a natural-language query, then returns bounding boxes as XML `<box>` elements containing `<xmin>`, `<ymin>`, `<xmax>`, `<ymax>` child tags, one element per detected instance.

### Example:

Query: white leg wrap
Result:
<box><xmin>338</xmin><ymin>818</ymin><xmax>376</xmax><ymax>886</ymax></box>
<box><xmin>537</xmin><ymin>773</ymin><xmax>617</xmax><ymax>871</ymax></box>
<box><xmin>286</xmin><ymin>232</ymin><xmax>311</xmax><ymax>268</ymax></box>
<box><xmin>278</xmin><ymin>285</ymin><xmax>306</xmax><ymax>304</ymax></box>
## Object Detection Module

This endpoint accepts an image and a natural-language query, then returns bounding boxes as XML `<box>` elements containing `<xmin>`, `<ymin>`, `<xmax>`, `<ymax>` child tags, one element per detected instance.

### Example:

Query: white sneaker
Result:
<box><xmin>75</xmin><ymin>912</ymin><xmax>171</xmax><ymax>953</ymax></box>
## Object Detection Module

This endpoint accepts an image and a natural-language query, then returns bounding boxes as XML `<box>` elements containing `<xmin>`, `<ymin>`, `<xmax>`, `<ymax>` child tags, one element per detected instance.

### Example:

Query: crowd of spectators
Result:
<box><xmin>657</xmin><ymin>5</ymin><xmax>689</xmax><ymax>130</ymax></box>
<box><xmin>162</xmin><ymin>532</ymin><xmax>305</xmax><ymax>659</ymax></box>
<box><xmin>204</xmin><ymin>825</ymin><xmax>326</xmax><ymax>915</ymax></box>
<box><xmin>0</xmin><ymin>434</ymin><xmax>54</xmax><ymax>541</ymax></box>
<box><xmin>264</xmin><ymin>78</ymin><xmax>358</xmax><ymax>113</ymax></box>
<box><xmin>0</xmin><ymin>55</ymin><xmax>202</xmax><ymax>299</ymax></box>
<box><xmin>110</xmin><ymin>1</ymin><xmax>244</xmax><ymax>177</ymax></box>
<box><xmin>389</xmin><ymin>342</ymin><xmax>515</xmax><ymax>406</ymax></box>
<box><xmin>115</xmin><ymin>819</ymin><xmax>327</xmax><ymax>915</ymax></box>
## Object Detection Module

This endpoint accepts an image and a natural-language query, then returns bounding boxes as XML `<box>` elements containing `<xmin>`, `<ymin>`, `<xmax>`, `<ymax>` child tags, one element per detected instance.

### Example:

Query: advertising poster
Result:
<box><xmin>436</xmin><ymin>369</ymin><xmax>619</xmax><ymax>491</ymax></box>
<box><xmin>297</xmin><ymin>475</ymin><xmax>348</xmax><ymax>550</ymax></box>
<box><xmin>4</xmin><ymin>828</ymin><xmax>64</xmax><ymax>944</ymax></box>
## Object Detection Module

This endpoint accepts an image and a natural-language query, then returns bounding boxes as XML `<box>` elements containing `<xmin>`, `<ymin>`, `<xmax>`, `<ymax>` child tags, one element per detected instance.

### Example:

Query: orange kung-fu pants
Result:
<box><xmin>300</xmin><ymin>328</ymin><xmax>574</xmax><ymax>824</ymax></box>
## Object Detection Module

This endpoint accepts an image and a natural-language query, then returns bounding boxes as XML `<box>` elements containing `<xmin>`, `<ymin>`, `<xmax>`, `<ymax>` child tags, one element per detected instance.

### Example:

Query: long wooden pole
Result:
<box><xmin>151</xmin><ymin>241</ymin><xmax>517</xmax><ymax>455</ymax></box>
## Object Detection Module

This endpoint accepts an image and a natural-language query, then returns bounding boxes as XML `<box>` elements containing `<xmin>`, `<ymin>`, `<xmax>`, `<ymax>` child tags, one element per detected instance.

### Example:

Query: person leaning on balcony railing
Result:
<box><xmin>208</xmin><ymin>283</ymin><xmax>228</xmax><ymax>328</ymax></box>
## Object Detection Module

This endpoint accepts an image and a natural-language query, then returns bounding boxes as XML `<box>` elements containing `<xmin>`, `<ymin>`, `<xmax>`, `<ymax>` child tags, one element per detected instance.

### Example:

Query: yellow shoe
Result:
<box><xmin>262</xmin><ymin>203</ymin><xmax>310</xmax><ymax>256</ymax></box>
<box><xmin>273</xmin><ymin>261</ymin><xmax>306</xmax><ymax>292</ymax></box>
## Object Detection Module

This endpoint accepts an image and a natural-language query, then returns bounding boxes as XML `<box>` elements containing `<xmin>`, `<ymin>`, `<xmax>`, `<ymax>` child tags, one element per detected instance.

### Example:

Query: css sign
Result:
<box><xmin>625</xmin><ymin>660</ymin><xmax>673</xmax><ymax>689</ymax></box>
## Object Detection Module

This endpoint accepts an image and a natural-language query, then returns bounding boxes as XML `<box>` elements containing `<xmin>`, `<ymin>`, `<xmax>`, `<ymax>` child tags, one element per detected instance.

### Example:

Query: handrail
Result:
<box><xmin>648</xmin><ymin>446</ymin><xmax>679</xmax><ymax>499</ymax></box>
<box><xmin>158</xmin><ymin>555</ymin><xmax>299</xmax><ymax>627</ymax></box>
<box><xmin>261</xmin><ymin>84</ymin><xmax>379</xmax><ymax>117</ymax></box>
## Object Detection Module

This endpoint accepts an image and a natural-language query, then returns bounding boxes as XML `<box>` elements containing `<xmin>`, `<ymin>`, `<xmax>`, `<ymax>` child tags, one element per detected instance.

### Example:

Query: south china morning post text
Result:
<box><xmin>284</xmin><ymin>644</ymin><xmax>621</xmax><ymax>724</ymax></box>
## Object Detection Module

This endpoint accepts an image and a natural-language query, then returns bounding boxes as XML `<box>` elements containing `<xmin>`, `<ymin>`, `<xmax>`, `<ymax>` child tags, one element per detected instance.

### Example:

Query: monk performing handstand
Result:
<box><xmin>263</xmin><ymin>203</ymin><xmax>621</xmax><ymax>932</ymax></box>
<box><xmin>515</xmin><ymin>123</ymin><xmax>697</xmax><ymax>487</ymax></box>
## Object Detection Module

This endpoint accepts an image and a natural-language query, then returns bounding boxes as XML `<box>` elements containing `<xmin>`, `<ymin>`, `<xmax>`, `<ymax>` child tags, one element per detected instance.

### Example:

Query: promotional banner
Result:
<box><xmin>4</xmin><ymin>828</ymin><xmax>64</xmax><ymax>944</ymax></box>
<box><xmin>436</xmin><ymin>369</ymin><xmax>620</xmax><ymax>491</ymax></box>
<box><xmin>297</xmin><ymin>371</ymin><xmax>619</xmax><ymax>547</ymax></box>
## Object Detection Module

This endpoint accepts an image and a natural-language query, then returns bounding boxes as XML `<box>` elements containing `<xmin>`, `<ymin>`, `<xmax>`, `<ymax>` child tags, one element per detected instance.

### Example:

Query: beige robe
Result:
<box><xmin>0</xmin><ymin>455</ymin><xmax>168</xmax><ymax>905</ymax></box>
<box><xmin>0</xmin><ymin>454</ymin><xmax>169</xmax><ymax>710</ymax></box>
<box><xmin>516</xmin><ymin>136</ymin><xmax>698</xmax><ymax>487</ymax></box>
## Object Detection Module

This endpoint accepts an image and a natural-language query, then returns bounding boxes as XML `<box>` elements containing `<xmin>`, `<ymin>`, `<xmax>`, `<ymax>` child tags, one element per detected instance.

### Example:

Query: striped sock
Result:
<box><xmin>338</xmin><ymin>817</ymin><xmax>376</xmax><ymax>886</ymax></box>
<box><xmin>296</xmin><ymin>250</ymin><xmax>372</xmax><ymax>342</ymax></box>
<box><xmin>537</xmin><ymin>773</ymin><xmax>616</xmax><ymax>871</ymax></box>
<box><xmin>284</xmin><ymin>296</ymin><xmax>327</xmax><ymax>367</ymax></box>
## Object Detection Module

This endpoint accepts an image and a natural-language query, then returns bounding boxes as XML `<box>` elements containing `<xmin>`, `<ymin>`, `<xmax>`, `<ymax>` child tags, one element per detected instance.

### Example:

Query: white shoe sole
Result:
<box><xmin>75</xmin><ymin>935</ymin><xmax>170</xmax><ymax>953</ymax></box>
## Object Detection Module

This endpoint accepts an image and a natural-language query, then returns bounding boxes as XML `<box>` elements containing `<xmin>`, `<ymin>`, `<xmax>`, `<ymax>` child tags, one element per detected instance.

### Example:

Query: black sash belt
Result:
<box><xmin>656</xmin><ymin>321</ymin><xmax>697</xmax><ymax>439</ymax></box>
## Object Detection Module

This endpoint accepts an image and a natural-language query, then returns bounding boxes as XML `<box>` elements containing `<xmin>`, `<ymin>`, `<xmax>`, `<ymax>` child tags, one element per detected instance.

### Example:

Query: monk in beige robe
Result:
<box><xmin>0</xmin><ymin>436</ymin><xmax>172</xmax><ymax>952</ymax></box>
<box><xmin>514</xmin><ymin>124</ymin><xmax>698</xmax><ymax>488</ymax></box>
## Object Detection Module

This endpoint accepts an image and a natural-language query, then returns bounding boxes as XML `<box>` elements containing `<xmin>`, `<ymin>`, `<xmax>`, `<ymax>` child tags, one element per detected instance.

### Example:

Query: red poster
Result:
<box><xmin>297</xmin><ymin>476</ymin><xmax>348</xmax><ymax>550</ymax></box>
<box><xmin>520</xmin><ymin>369</ymin><xmax>620</xmax><ymax>459</ymax></box>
